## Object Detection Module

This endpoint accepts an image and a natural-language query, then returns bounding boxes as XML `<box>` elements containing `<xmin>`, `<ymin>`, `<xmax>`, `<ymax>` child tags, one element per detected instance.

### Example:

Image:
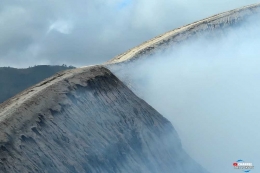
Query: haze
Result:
<box><xmin>110</xmin><ymin>14</ymin><xmax>260</xmax><ymax>173</ymax></box>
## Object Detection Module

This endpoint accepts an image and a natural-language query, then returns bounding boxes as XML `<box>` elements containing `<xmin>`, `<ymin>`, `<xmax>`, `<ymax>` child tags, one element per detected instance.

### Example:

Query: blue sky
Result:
<box><xmin>117</xmin><ymin>0</ymin><xmax>132</xmax><ymax>9</ymax></box>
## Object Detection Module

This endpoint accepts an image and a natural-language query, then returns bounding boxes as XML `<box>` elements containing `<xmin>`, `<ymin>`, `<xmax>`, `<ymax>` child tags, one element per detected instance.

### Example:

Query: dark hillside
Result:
<box><xmin>0</xmin><ymin>65</ymin><xmax>74</xmax><ymax>103</ymax></box>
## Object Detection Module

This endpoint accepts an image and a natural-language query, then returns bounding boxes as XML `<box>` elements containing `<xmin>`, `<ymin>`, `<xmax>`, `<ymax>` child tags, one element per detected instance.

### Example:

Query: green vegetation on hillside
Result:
<box><xmin>0</xmin><ymin>65</ymin><xmax>74</xmax><ymax>103</ymax></box>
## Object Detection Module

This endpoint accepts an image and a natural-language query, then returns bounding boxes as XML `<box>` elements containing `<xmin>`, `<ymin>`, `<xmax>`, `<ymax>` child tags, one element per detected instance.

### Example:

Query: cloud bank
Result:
<box><xmin>110</xmin><ymin>14</ymin><xmax>260</xmax><ymax>173</ymax></box>
<box><xmin>0</xmin><ymin>0</ymin><xmax>260</xmax><ymax>67</ymax></box>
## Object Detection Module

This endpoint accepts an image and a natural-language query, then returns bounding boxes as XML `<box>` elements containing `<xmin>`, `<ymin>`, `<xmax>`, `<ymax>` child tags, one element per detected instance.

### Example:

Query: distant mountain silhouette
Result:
<box><xmin>0</xmin><ymin>65</ymin><xmax>74</xmax><ymax>103</ymax></box>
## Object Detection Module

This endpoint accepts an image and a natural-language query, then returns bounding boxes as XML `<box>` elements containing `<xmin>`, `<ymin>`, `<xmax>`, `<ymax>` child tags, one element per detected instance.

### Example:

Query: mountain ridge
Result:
<box><xmin>106</xmin><ymin>3</ymin><xmax>260</xmax><ymax>64</ymax></box>
<box><xmin>0</xmin><ymin>66</ymin><xmax>207</xmax><ymax>173</ymax></box>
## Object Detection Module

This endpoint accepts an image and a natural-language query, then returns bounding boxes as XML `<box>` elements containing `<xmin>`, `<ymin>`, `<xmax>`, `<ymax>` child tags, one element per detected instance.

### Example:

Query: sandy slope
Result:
<box><xmin>106</xmin><ymin>3</ymin><xmax>260</xmax><ymax>64</ymax></box>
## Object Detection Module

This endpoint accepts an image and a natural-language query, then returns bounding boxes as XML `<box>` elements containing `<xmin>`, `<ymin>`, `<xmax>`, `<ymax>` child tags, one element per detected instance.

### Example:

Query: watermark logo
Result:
<box><xmin>233</xmin><ymin>160</ymin><xmax>254</xmax><ymax>172</ymax></box>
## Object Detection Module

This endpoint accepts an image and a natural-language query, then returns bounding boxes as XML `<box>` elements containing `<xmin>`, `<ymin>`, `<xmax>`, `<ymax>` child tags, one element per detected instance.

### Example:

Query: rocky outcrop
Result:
<box><xmin>0</xmin><ymin>66</ymin><xmax>207</xmax><ymax>173</ymax></box>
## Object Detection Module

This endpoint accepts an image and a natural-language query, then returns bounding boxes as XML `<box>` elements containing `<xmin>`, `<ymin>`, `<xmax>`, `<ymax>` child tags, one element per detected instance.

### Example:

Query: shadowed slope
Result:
<box><xmin>0</xmin><ymin>66</ymin><xmax>207</xmax><ymax>173</ymax></box>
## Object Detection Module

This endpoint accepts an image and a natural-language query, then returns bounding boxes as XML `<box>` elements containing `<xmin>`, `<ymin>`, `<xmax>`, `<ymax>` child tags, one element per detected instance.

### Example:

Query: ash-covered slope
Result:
<box><xmin>0</xmin><ymin>66</ymin><xmax>207</xmax><ymax>173</ymax></box>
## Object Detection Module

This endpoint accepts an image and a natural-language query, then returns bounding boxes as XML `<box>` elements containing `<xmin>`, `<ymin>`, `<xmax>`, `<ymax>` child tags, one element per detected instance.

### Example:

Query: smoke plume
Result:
<box><xmin>109</xmin><ymin>14</ymin><xmax>260</xmax><ymax>173</ymax></box>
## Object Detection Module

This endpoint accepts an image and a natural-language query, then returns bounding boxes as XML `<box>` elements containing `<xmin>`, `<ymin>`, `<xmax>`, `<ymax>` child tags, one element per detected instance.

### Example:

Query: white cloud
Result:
<box><xmin>48</xmin><ymin>20</ymin><xmax>74</xmax><ymax>34</ymax></box>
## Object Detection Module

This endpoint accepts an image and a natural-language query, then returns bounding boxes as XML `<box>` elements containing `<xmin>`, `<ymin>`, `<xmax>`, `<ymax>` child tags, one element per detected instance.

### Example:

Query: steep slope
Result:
<box><xmin>0</xmin><ymin>66</ymin><xmax>207</xmax><ymax>173</ymax></box>
<box><xmin>106</xmin><ymin>3</ymin><xmax>260</xmax><ymax>64</ymax></box>
<box><xmin>0</xmin><ymin>65</ymin><xmax>74</xmax><ymax>103</ymax></box>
